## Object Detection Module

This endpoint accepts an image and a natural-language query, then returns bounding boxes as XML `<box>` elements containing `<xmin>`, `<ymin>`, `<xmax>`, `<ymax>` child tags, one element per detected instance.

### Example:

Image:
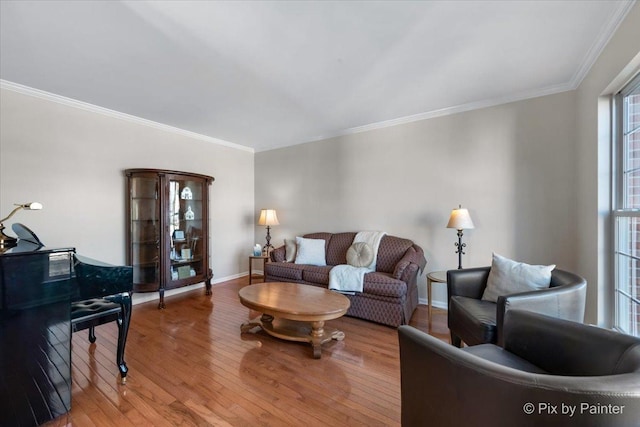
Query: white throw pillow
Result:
<box><xmin>481</xmin><ymin>253</ymin><xmax>555</xmax><ymax>302</ymax></box>
<box><xmin>294</xmin><ymin>236</ymin><xmax>326</xmax><ymax>266</ymax></box>
<box><xmin>285</xmin><ymin>238</ymin><xmax>297</xmax><ymax>262</ymax></box>
<box><xmin>346</xmin><ymin>242</ymin><xmax>374</xmax><ymax>268</ymax></box>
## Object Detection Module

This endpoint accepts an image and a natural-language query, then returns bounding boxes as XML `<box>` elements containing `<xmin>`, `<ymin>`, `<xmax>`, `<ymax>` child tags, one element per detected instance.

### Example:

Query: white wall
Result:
<box><xmin>255</xmin><ymin>91</ymin><xmax>578</xmax><ymax>307</ymax></box>
<box><xmin>0</xmin><ymin>87</ymin><xmax>255</xmax><ymax>288</ymax></box>
<box><xmin>575</xmin><ymin>3</ymin><xmax>640</xmax><ymax>326</ymax></box>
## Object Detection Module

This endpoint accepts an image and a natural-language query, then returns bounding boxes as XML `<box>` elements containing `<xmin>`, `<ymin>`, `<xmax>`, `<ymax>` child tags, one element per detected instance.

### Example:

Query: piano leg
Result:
<box><xmin>116</xmin><ymin>292</ymin><xmax>132</xmax><ymax>384</ymax></box>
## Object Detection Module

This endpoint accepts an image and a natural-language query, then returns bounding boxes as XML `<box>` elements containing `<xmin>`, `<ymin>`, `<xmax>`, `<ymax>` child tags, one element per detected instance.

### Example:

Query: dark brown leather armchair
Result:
<box><xmin>447</xmin><ymin>267</ymin><xmax>586</xmax><ymax>347</ymax></box>
<box><xmin>398</xmin><ymin>310</ymin><xmax>640</xmax><ymax>427</ymax></box>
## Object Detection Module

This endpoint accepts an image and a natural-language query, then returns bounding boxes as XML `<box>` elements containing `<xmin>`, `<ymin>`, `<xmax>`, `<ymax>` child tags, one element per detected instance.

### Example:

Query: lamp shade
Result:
<box><xmin>24</xmin><ymin>202</ymin><xmax>43</xmax><ymax>210</ymax></box>
<box><xmin>258</xmin><ymin>209</ymin><xmax>279</xmax><ymax>226</ymax></box>
<box><xmin>446</xmin><ymin>206</ymin><xmax>474</xmax><ymax>230</ymax></box>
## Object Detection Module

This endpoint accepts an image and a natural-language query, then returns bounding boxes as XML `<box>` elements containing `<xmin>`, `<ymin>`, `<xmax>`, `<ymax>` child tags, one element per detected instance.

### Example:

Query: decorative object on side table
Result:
<box><xmin>446</xmin><ymin>205</ymin><xmax>474</xmax><ymax>269</ymax></box>
<box><xmin>0</xmin><ymin>202</ymin><xmax>43</xmax><ymax>251</ymax></box>
<box><xmin>258</xmin><ymin>208</ymin><xmax>279</xmax><ymax>254</ymax></box>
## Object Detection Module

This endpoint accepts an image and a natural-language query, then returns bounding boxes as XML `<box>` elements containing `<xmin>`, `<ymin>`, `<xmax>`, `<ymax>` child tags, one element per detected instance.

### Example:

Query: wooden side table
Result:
<box><xmin>426</xmin><ymin>271</ymin><xmax>447</xmax><ymax>327</ymax></box>
<box><xmin>249</xmin><ymin>255</ymin><xmax>270</xmax><ymax>284</ymax></box>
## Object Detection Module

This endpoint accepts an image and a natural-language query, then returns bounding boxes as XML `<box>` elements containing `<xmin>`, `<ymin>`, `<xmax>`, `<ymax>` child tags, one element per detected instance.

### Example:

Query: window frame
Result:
<box><xmin>612</xmin><ymin>72</ymin><xmax>640</xmax><ymax>336</ymax></box>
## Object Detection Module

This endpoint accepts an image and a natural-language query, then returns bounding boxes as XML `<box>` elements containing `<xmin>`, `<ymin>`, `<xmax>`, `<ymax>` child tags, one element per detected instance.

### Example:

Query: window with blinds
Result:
<box><xmin>614</xmin><ymin>72</ymin><xmax>640</xmax><ymax>337</ymax></box>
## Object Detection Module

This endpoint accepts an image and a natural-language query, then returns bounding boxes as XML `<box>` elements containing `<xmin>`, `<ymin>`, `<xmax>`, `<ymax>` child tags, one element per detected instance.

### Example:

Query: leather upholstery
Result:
<box><xmin>447</xmin><ymin>266</ymin><xmax>586</xmax><ymax>347</ymax></box>
<box><xmin>398</xmin><ymin>310</ymin><xmax>640</xmax><ymax>427</ymax></box>
<box><xmin>448</xmin><ymin>296</ymin><xmax>498</xmax><ymax>346</ymax></box>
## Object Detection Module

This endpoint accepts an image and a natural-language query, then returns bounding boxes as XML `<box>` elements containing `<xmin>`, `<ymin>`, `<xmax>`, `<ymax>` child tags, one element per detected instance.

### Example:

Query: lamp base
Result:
<box><xmin>263</xmin><ymin>225</ymin><xmax>274</xmax><ymax>256</ymax></box>
<box><xmin>0</xmin><ymin>225</ymin><xmax>18</xmax><ymax>250</ymax></box>
<box><xmin>454</xmin><ymin>229</ymin><xmax>466</xmax><ymax>269</ymax></box>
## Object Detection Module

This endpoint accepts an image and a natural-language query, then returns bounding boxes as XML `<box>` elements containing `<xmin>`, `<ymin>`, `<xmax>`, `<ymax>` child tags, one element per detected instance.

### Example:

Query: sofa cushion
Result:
<box><xmin>482</xmin><ymin>253</ymin><xmax>555</xmax><ymax>302</ymax></box>
<box><xmin>449</xmin><ymin>296</ymin><xmax>497</xmax><ymax>346</ymax></box>
<box><xmin>302</xmin><ymin>265</ymin><xmax>332</xmax><ymax>285</ymax></box>
<box><xmin>347</xmin><ymin>242</ymin><xmax>374</xmax><ymax>268</ymax></box>
<box><xmin>285</xmin><ymin>238</ymin><xmax>297</xmax><ymax>262</ymax></box>
<box><xmin>325</xmin><ymin>232</ymin><xmax>356</xmax><ymax>266</ymax></box>
<box><xmin>295</xmin><ymin>236</ymin><xmax>327</xmax><ymax>266</ymax></box>
<box><xmin>264</xmin><ymin>262</ymin><xmax>305</xmax><ymax>281</ymax></box>
<box><xmin>363</xmin><ymin>272</ymin><xmax>407</xmax><ymax>298</ymax></box>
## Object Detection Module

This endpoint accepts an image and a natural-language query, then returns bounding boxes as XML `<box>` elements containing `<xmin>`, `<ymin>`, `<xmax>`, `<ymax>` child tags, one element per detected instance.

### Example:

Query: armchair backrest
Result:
<box><xmin>399</xmin><ymin>314</ymin><xmax>640</xmax><ymax>427</ymax></box>
<box><xmin>549</xmin><ymin>268</ymin><xmax>587</xmax><ymax>288</ymax></box>
<box><xmin>503</xmin><ymin>310</ymin><xmax>640</xmax><ymax>376</ymax></box>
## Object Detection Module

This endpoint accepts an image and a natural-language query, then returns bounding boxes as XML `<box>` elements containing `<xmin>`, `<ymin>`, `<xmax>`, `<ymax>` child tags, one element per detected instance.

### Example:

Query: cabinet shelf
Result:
<box><xmin>126</xmin><ymin>169</ymin><xmax>214</xmax><ymax>309</ymax></box>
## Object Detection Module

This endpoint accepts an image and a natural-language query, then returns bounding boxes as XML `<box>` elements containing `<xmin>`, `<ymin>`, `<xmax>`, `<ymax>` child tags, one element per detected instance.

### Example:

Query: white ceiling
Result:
<box><xmin>0</xmin><ymin>1</ymin><xmax>635</xmax><ymax>152</ymax></box>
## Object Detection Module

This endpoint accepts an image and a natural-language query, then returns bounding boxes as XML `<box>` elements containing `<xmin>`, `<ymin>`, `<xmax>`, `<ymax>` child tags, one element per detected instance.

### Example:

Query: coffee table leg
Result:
<box><xmin>310</xmin><ymin>321</ymin><xmax>325</xmax><ymax>359</ymax></box>
<box><xmin>309</xmin><ymin>321</ymin><xmax>346</xmax><ymax>358</ymax></box>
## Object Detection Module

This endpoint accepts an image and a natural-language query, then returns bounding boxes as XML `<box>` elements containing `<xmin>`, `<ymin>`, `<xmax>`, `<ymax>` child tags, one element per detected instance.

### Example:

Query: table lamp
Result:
<box><xmin>446</xmin><ymin>205</ymin><xmax>474</xmax><ymax>269</ymax></box>
<box><xmin>258</xmin><ymin>209</ymin><xmax>279</xmax><ymax>254</ymax></box>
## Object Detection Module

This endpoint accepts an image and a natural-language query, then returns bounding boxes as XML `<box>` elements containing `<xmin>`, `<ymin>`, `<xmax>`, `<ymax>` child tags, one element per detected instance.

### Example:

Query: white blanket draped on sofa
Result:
<box><xmin>329</xmin><ymin>231</ymin><xmax>386</xmax><ymax>294</ymax></box>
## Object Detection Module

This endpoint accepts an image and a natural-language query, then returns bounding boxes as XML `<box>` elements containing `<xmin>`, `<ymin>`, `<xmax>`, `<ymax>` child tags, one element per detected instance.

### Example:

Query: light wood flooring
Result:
<box><xmin>44</xmin><ymin>276</ymin><xmax>450</xmax><ymax>427</ymax></box>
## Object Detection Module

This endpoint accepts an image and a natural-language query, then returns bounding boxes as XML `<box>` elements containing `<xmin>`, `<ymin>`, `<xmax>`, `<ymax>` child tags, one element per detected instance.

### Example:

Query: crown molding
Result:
<box><xmin>0</xmin><ymin>79</ymin><xmax>254</xmax><ymax>153</ymax></box>
<box><xmin>569</xmin><ymin>0</ymin><xmax>637</xmax><ymax>89</ymax></box>
<box><xmin>257</xmin><ymin>81</ymin><xmax>572</xmax><ymax>152</ymax></box>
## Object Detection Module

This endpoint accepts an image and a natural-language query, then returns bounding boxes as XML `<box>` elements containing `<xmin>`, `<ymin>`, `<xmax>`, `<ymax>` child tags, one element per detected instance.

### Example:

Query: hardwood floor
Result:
<box><xmin>44</xmin><ymin>277</ymin><xmax>450</xmax><ymax>427</ymax></box>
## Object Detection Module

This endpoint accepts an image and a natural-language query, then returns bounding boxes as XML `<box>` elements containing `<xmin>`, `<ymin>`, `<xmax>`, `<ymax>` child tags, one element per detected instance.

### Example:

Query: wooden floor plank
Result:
<box><xmin>42</xmin><ymin>276</ymin><xmax>449</xmax><ymax>426</ymax></box>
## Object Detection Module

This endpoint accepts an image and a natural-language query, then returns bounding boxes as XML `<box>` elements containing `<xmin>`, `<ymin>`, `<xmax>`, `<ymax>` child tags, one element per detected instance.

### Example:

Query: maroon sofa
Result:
<box><xmin>265</xmin><ymin>232</ymin><xmax>427</xmax><ymax>327</ymax></box>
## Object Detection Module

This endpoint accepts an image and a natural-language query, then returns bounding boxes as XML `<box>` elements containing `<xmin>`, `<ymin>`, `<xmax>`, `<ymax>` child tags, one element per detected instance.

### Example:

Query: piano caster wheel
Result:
<box><xmin>120</xmin><ymin>376</ymin><xmax>127</xmax><ymax>385</ymax></box>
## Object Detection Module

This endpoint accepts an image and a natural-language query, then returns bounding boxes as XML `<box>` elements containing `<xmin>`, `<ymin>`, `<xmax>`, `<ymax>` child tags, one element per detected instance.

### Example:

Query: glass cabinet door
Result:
<box><xmin>167</xmin><ymin>176</ymin><xmax>205</xmax><ymax>288</ymax></box>
<box><xmin>129</xmin><ymin>175</ymin><xmax>160</xmax><ymax>291</ymax></box>
<box><xmin>126</xmin><ymin>169</ymin><xmax>213</xmax><ymax>308</ymax></box>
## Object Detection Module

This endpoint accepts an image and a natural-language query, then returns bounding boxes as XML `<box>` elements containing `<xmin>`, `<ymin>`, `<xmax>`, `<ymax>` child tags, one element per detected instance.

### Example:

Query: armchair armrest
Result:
<box><xmin>502</xmin><ymin>310</ymin><xmax>640</xmax><ymax>376</ymax></box>
<box><xmin>496</xmin><ymin>280</ymin><xmax>586</xmax><ymax>345</ymax></box>
<box><xmin>447</xmin><ymin>267</ymin><xmax>490</xmax><ymax>299</ymax></box>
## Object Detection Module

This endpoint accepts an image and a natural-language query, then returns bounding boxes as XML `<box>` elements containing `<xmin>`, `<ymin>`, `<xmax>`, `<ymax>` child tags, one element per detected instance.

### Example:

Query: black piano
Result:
<box><xmin>0</xmin><ymin>230</ymin><xmax>132</xmax><ymax>427</ymax></box>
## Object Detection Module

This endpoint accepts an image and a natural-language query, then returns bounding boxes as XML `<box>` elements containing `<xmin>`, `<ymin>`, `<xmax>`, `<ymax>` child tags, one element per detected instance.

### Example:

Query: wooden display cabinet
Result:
<box><xmin>125</xmin><ymin>169</ymin><xmax>214</xmax><ymax>308</ymax></box>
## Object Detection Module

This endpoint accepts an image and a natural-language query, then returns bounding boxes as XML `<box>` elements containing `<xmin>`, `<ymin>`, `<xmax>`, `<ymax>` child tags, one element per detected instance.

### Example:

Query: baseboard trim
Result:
<box><xmin>131</xmin><ymin>272</ymin><xmax>247</xmax><ymax>306</ymax></box>
<box><xmin>418</xmin><ymin>297</ymin><xmax>447</xmax><ymax>310</ymax></box>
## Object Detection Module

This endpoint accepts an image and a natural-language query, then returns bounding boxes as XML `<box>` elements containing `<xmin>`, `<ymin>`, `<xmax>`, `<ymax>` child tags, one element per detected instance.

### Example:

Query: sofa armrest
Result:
<box><xmin>398</xmin><ymin>324</ymin><xmax>640</xmax><ymax>427</ymax></box>
<box><xmin>447</xmin><ymin>267</ymin><xmax>490</xmax><ymax>299</ymax></box>
<box><xmin>496</xmin><ymin>281</ymin><xmax>586</xmax><ymax>345</ymax></box>
<box><xmin>396</xmin><ymin>262</ymin><xmax>419</xmax><ymax>284</ymax></box>
<box><xmin>392</xmin><ymin>245</ymin><xmax>426</xmax><ymax>280</ymax></box>
<box><xmin>270</xmin><ymin>245</ymin><xmax>286</xmax><ymax>262</ymax></box>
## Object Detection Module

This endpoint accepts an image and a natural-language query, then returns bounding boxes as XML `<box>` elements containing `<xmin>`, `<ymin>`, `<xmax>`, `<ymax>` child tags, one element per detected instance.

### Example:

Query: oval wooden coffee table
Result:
<box><xmin>239</xmin><ymin>282</ymin><xmax>351</xmax><ymax>359</ymax></box>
